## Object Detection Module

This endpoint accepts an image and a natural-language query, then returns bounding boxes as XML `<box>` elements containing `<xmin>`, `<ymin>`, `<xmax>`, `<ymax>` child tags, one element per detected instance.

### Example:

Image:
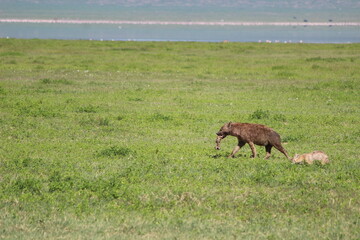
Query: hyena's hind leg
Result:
<box><xmin>265</xmin><ymin>144</ymin><xmax>272</xmax><ymax>159</ymax></box>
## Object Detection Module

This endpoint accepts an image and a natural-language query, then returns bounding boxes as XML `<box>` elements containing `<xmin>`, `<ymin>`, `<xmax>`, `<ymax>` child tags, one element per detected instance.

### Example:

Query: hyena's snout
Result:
<box><xmin>216</xmin><ymin>131</ymin><xmax>223</xmax><ymax>136</ymax></box>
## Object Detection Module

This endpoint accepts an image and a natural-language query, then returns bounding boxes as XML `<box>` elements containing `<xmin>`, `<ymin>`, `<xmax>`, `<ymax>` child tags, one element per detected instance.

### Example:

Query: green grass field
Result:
<box><xmin>0</xmin><ymin>39</ymin><xmax>359</xmax><ymax>239</ymax></box>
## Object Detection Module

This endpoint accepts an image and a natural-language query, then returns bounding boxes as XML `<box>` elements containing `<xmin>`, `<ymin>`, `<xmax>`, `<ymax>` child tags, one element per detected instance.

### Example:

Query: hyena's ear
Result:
<box><xmin>227</xmin><ymin>122</ymin><xmax>232</xmax><ymax>128</ymax></box>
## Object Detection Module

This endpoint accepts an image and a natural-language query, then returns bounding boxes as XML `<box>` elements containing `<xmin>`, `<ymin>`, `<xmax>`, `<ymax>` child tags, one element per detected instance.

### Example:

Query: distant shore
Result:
<box><xmin>1</xmin><ymin>19</ymin><xmax>360</xmax><ymax>26</ymax></box>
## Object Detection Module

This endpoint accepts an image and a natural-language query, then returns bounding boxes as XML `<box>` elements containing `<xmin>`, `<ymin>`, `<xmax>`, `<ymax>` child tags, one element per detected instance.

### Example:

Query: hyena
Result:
<box><xmin>292</xmin><ymin>151</ymin><xmax>329</xmax><ymax>165</ymax></box>
<box><xmin>215</xmin><ymin>122</ymin><xmax>290</xmax><ymax>159</ymax></box>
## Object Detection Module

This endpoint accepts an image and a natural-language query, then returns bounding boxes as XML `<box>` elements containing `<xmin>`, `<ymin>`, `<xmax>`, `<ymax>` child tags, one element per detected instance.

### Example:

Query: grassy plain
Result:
<box><xmin>0</xmin><ymin>39</ymin><xmax>359</xmax><ymax>239</ymax></box>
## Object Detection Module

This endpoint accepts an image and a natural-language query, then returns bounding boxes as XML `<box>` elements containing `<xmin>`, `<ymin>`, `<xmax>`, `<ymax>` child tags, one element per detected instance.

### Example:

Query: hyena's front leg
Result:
<box><xmin>228</xmin><ymin>142</ymin><xmax>245</xmax><ymax>158</ymax></box>
<box><xmin>248</xmin><ymin>142</ymin><xmax>257</xmax><ymax>158</ymax></box>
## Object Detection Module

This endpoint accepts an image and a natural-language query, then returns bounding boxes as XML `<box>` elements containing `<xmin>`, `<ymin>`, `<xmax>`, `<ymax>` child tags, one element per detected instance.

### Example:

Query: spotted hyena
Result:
<box><xmin>215</xmin><ymin>122</ymin><xmax>290</xmax><ymax>159</ymax></box>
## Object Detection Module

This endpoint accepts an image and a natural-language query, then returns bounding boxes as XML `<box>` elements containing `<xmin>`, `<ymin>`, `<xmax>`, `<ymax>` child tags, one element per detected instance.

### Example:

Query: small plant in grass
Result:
<box><xmin>76</xmin><ymin>105</ymin><xmax>98</xmax><ymax>113</ymax></box>
<box><xmin>282</xmin><ymin>135</ymin><xmax>304</xmax><ymax>143</ymax></box>
<box><xmin>98</xmin><ymin>146</ymin><xmax>133</xmax><ymax>158</ymax></box>
<box><xmin>149</xmin><ymin>113</ymin><xmax>172</xmax><ymax>122</ymax></box>
<box><xmin>273</xmin><ymin>113</ymin><xmax>287</xmax><ymax>122</ymax></box>
<box><xmin>116</xmin><ymin>115</ymin><xmax>125</xmax><ymax>121</ymax></box>
<box><xmin>40</xmin><ymin>78</ymin><xmax>73</xmax><ymax>85</ymax></box>
<box><xmin>249</xmin><ymin>110</ymin><xmax>287</xmax><ymax>122</ymax></box>
<box><xmin>0</xmin><ymin>86</ymin><xmax>5</xmax><ymax>95</ymax></box>
<box><xmin>40</xmin><ymin>78</ymin><xmax>52</xmax><ymax>84</ymax></box>
<box><xmin>249</xmin><ymin>109</ymin><xmax>270</xmax><ymax>120</ymax></box>
<box><xmin>98</xmin><ymin>117</ymin><xmax>110</xmax><ymax>126</ymax></box>
<box><xmin>13</xmin><ymin>177</ymin><xmax>42</xmax><ymax>195</ymax></box>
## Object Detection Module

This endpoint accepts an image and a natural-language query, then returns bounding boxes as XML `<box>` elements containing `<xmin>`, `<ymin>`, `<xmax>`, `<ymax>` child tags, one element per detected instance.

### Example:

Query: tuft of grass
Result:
<box><xmin>306</xmin><ymin>56</ymin><xmax>348</xmax><ymax>62</ymax></box>
<box><xmin>40</xmin><ymin>78</ymin><xmax>73</xmax><ymax>85</ymax></box>
<box><xmin>128</xmin><ymin>97</ymin><xmax>144</xmax><ymax>102</ymax></box>
<box><xmin>149</xmin><ymin>112</ymin><xmax>173</xmax><ymax>122</ymax></box>
<box><xmin>98</xmin><ymin>146</ymin><xmax>133</xmax><ymax>158</ymax></box>
<box><xmin>76</xmin><ymin>105</ymin><xmax>98</xmax><ymax>113</ymax></box>
<box><xmin>40</xmin><ymin>78</ymin><xmax>52</xmax><ymax>84</ymax></box>
<box><xmin>98</xmin><ymin>117</ymin><xmax>110</xmax><ymax>126</ymax></box>
<box><xmin>15</xmin><ymin>100</ymin><xmax>60</xmax><ymax>117</ymax></box>
<box><xmin>0</xmin><ymin>86</ymin><xmax>5</xmax><ymax>95</ymax></box>
<box><xmin>272</xmin><ymin>113</ymin><xmax>287</xmax><ymax>122</ymax></box>
<box><xmin>249</xmin><ymin>110</ymin><xmax>287</xmax><ymax>123</ymax></box>
<box><xmin>116</xmin><ymin>115</ymin><xmax>125</xmax><ymax>121</ymax></box>
<box><xmin>0</xmin><ymin>51</ymin><xmax>24</xmax><ymax>56</ymax></box>
<box><xmin>249</xmin><ymin>109</ymin><xmax>270</xmax><ymax>120</ymax></box>
<box><xmin>12</xmin><ymin>177</ymin><xmax>43</xmax><ymax>195</ymax></box>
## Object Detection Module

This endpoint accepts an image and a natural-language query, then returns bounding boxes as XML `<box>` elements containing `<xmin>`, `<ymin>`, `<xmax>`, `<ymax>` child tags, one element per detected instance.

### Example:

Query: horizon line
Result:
<box><xmin>1</xmin><ymin>18</ymin><xmax>360</xmax><ymax>26</ymax></box>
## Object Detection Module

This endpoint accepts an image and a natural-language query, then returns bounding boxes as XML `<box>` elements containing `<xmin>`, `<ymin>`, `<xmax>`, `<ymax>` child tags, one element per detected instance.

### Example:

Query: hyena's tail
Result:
<box><xmin>273</xmin><ymin>143</ymin><xmax>291</xmax><ymax>160</ymax></box>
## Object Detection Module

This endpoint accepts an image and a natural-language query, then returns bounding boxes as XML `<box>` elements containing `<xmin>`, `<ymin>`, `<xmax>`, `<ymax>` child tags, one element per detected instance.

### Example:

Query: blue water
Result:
<box><xmin>2</xmin><ymin>23</ymin><xmax>359</xmax><ymax>43</ymax></box>
<box><xmin>1</xmin><ymin>1</ymin><xmax>360</xmax><ymax>43</ymax></box>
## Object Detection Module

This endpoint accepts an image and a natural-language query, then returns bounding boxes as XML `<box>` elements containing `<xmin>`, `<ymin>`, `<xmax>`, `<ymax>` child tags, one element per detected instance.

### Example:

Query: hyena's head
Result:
<box><xmin>215</xmin><ymin>122</ymin><xmax>232</xmax><ymax>150</ymax></box>
<box><xmin>216</xmin><ymin>122</ymin><xmax>232</xmax><ymax>137</ymax></box>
